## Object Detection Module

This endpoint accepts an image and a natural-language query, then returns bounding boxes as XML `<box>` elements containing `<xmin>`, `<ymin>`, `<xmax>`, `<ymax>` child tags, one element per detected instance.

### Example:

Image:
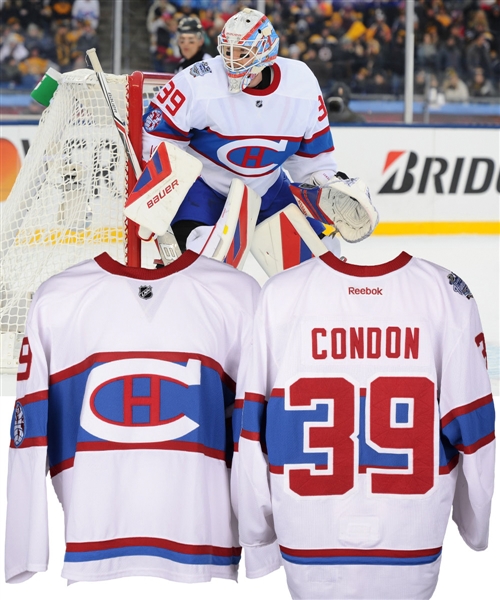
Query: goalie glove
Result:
<box><xmin>290</xmin><ymin>176</ymin><xmax>379</xmax><ymax>243</ymax></box>
<box><xmin>124</xmin><ymin>141</ymin><xmax>203</xmax><ymax>236</ymax></box>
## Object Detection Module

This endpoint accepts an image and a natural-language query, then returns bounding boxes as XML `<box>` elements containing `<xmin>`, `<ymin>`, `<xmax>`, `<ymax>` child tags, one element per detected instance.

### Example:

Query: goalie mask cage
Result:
<box><xmin>0</xmin><ymin>69</ymin><xmax>171</xmax><ymax>373</ymax></box>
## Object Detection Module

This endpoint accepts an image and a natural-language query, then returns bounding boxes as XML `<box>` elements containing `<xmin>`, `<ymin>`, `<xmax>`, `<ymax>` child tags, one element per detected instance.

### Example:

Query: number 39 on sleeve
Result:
<box><xmin>155</xmin><ymin>80</ymin><xmax>187</xmax><ymax>117</ymax></box>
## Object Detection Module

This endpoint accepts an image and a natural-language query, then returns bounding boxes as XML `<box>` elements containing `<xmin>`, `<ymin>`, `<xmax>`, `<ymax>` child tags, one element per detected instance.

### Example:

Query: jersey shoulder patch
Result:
<box><xmin>447</xmin><ymin>271</ymin><xmax>473</xmax><ymax>299</ymax></box>
<box><xmin>189</xmin><ymin>61</ymin><xmax>212</xmax><ymax>78</ymax></box>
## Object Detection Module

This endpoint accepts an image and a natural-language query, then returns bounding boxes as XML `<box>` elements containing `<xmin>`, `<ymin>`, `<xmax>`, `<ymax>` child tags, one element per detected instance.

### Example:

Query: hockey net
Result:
<box><xmin>0</xmin><ymin>69</ymin><xmax>171</xmax><ymax>372</ymax></box>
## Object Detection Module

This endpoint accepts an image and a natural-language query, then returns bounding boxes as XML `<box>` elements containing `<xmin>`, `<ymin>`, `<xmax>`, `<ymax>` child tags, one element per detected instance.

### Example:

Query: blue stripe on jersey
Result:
<box><xmin>65</xmin><ymin>546</ymin><xmax>241</xmax><ymax>566</ymax></box>
<box><xmin>241</xmin><ymin>398</ymin><xmax>266</xmax><ymax>435</ymax></box>
<box><xmin>295</xmin><ymin>127</ymin><xmax>334</xmax><ymax>158</ymax></box>
<box><xmin>232</xmin><ymin>401</ymin><xmax>243</xmax><ymax>445</ymax></box>
<box><xmin>441</xmin><ymin>402</ymin><xmax>495</xmax><ymax>451</ymax></box>
<box><xmin>280</xmin><ymin>549</ymin><xmax>442</xmax><ymax>567</ymax></box>
<box><xmin>438</xmin><ymin>433</ymin><xmax>459</xmax><ymax>469</ymax></box>
<box><xmin>267</xmin><ymin>394</ymin><xmax>330</xmax><ymax>468</ymax></box>
<box><xmin>48</xmin><ymin>357</ymin><xmax>234</xmax><ymax>471</ymax></box>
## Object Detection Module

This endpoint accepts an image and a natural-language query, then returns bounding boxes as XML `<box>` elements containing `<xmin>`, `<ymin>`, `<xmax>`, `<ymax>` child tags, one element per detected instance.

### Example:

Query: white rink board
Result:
<box><xmin>332</xmin><ymin>126</ymin><xmax>500</xmax><ymax>224</ymax></box>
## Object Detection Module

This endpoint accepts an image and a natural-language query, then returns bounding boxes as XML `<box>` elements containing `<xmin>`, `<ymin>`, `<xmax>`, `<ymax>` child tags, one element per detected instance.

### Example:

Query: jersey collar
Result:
<box><xmin>320</xmin><ymin>251</ymin><xmax>412</xmax><ymax>277</ymax></box>
<box><xmin>95</xmin><ymin>250</ymin><xmax>199</xmax><ymax>279</ymax></box>
<box><xmin>243</xmin><ymin>63</ymin><xmax>281</xmax><ymax>96</ymax></box>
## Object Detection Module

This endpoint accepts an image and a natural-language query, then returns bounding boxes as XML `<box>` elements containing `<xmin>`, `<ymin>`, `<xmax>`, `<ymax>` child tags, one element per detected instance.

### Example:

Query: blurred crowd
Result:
<box><xmin>147</xmin><ymin>0</ymin><xmax>500</xmax><ymax>102</ymax></box>
<box><xmin>0</xmin><ymin>0</ymin><xmax>99</xmax><ymax>89</ymax></box>
<box><xmin>2</xmin><ymin>0</ymin><xmax>500</xmax><ymax>105</ymax></box>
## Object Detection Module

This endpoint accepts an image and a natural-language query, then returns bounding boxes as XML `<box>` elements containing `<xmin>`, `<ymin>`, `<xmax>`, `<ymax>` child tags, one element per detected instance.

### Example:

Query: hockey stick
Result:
<box><xmin>85</xmin><ymin>48</ymin><xmax>180</xmax><ymax>265</ymax></box>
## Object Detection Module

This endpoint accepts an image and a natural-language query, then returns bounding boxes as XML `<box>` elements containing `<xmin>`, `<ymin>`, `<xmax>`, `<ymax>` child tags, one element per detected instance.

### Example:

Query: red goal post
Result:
<box><xmin>0</xmin><ymin>70</ymin><xmax>172</xmax><ymax>372</ymax></box>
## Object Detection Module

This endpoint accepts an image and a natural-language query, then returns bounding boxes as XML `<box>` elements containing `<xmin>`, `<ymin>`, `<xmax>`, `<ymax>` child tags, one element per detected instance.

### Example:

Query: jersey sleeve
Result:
<box><xmin>282</xmin><ymin>74</ymin><xmax>338</xmax><ymax>183</ymax></box>
<box><xmin>232</xmin><ymin>297</ymin><xmax>282</xmax><ymax>578</ymax></box>
<box><xmin>439</xmin><ymin>300</ymin><xmax>495</xmax><ymax>550</ymax></box>
<box><xmin>5</xmin><ymin>303</ymin><xmax>50</xmax><ymax>583</ymax></box>
<box><xmin>142</xmin><ymin>72</ymin><xmax>194</xmax><ymax>161</ymax></box>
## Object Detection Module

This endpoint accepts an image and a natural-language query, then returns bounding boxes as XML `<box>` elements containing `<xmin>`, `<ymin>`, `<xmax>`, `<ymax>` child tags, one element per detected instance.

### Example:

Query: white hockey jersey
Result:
<box><xmin>5</xmin><ymin>251</ymin><xmax>260</xmax><ymax>585</ymax></box>
<box><xmin>234</xmin><ymin>252</ymin><xmax>495</xmax><ymax>599</ymax></box>
<box><xmin>142</xmin><ymin>56</ymin><xmax>338</xmax><ymax>197</ymax></box>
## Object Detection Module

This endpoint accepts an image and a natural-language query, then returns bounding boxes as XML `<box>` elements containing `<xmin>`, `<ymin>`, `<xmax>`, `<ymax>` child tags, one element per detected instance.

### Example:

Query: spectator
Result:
<box><xmin>49</xmin><ymin>1</ymin><xmax>74</xmax><ymax>25</ymax></box>
<box><xmin>366</xmin><ymin>8</ymin><xmax>392</xmax><ymax>46</ymax></box>
<box><xmin>71</xmin><ymin>0</ymin><xmax>100</xmax><ymax>30</ymax></box>
<box><xmin>0</xmin><ymin>32</ymin><xmax>28</xmax><ymax>63</ymax></box>
<box><xmin>469</xmin><ymin>65</ymin><xmax>495</xmax><ymax>95</ymax></box>
<box><xmin>0</xmin><ymin>55</ymin><xmax>22</xmax><ymax>87</ymax></box>
<box><xmin>147</xmin><ymin>3</ymin><xmax>178</xmax><ymax>72</ymax></box>
<box><xmin>466</xmin><ymin>30</ymin><xmax>493</xmax><ymax>78</ymax></box>
<box><xmin>53</xmin><ymin>20</ymin><xmax>74</xmax><ymax>71</ymax></box>
<box><xmin>175</xmin><ymin>15</ymin><xmax>212</xmax><ymax>73</ymax></box>
<box><xmin>441</xmin><ymin>67</ymin><xmax>470</xmax><ymax>101</ymax></box>
<box><xmin>436</xmin><ymin>33</ymin><xmax>465</xmax><ymax>77</ymax></box>
<box><xmin>24</xmin><ymin>23</ymin><xmax>56</xmax><ymax>61</ymax></box>
<box><xmin>325</xmin><ymin>80</ymin><xmax>366</xmax><ymax>123</ymax></box>
<box><xmin>417</xmin><ymin>31</ymin><xmax>438</xmax><ymax>71</ymax></box>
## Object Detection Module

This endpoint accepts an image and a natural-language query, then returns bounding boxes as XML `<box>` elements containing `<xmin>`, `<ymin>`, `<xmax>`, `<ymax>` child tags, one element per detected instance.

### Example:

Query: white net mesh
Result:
<box><xmin>1</xmin><ymin>69</ymin><xmax>129</xmax><ymax>371</ymax></box>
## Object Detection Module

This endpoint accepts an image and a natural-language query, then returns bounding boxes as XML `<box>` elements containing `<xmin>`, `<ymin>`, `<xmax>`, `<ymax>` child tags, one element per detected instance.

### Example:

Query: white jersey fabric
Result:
<box><xmin>234</xmin><ymin>252</ymin><xmax>495</xmax><ymax>599</ymax></box>
<box><xmin>5</xmin><ymin>251</ymin><xmax>260</xmax><ymax>585</ymax></box>
<box><xmin>142</xmin><ymin>56</ymin><xmax>338</xmax><ymax>197</ymax></box>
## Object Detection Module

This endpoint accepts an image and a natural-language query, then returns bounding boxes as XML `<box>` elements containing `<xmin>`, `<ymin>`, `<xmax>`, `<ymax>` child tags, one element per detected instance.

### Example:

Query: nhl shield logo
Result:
<box><xmin>256</xmin><ymin>100</ymin><xmax>263</xmax><ymax>108</ymax></box>
<box><xmin>447</xmin><ymin>272</ymin><xmax>473</xmax><ymax>299</ymax></box>
<box><xmin>138</xmin><ymin>285</ymin><xmax>153</xmax><ymax>300</ymax></box>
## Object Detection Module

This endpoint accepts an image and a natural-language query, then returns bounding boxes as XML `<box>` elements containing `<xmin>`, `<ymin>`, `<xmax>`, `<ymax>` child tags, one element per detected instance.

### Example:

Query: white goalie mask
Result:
<box><xmin>217</xmin><ymin>8</ymin><xmax>279</xmax><ymax>93</ymax></box>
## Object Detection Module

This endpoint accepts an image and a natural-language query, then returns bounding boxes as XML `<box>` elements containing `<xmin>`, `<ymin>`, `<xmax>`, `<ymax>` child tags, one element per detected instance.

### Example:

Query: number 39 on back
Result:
<box><xmin>273</xmin><ymin>376</ymin><xmax>436</xmax><ymax>497</ymax></box>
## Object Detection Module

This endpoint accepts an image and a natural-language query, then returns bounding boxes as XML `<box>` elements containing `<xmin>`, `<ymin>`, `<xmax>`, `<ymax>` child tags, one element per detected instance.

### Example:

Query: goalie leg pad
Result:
<box><xmin>198</xmin><ymin>179</ymin><xmax>261</xmax><ymax>269</ymax></box>
<box><xmin>124</xmin><ymin>141</ymin><xmax>203</xmax><ymax>236</ymax></box>
<box><xmin>251</xmin><ymin>204</ymin><xmax>329</xmax><ymax>277</ymax></box>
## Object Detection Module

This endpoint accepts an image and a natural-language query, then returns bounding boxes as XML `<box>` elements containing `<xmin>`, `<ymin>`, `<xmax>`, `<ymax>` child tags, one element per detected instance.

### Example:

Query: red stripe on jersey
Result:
<box><xmin>66</xmin><ymin>536</ymin><xmax>242</xmax><ymax>557</ymax></box>
<box><xmin>75</xmin><ymin>440</ymin><xmax>226</xmax><ymax>461</ymax></box>
<box><xmin>10</xmin><ymin>436</ymin><xmax>47</xmax><ymax>448</ymax></box>
<box><xmin>280</xmin><ymin>211</ymin><xmax>301</xmax><ymax>270</ymax></box>
<box><xmin>16</xmin><ymin>390</ymin><xmax>48</xmax><ymax>405</ymax></box>
<box><xmin>50</xmin><ymin>457</ymin><xmax>75</xmax><ymax>477</ymax></box>
<box><xmin>234</xmin><ymin>399</ymin><xmax>244</xmax><ymax>409</ymax></box>
<box><xmin>244</xmin><ymin>392</ymin><xmax>266</xmax><ymax>403</ymax></box>
<box><xmin>440</xmin><ymin>393</ymin><xmax>493</xmax><ymax>428</ymax></box>
<box><xmin>271</xmin><ymin>388</ymin><xmax>285</xmax><ymax>397</ymax></box>
<box><xmin>270</xmin><ymin>464</ymin><xmax>284</xmax><ymax>474</ymax></box>
<box><xmin>301</xmin><ymin>125</ymin><xmax>334</xmax><ymax>143</ymax></box>
<box><xmin>279</xmin><ymin>546</ymin><xmax>442</xmax><ymax>559</ymax></box>
<box><xmin>439</xmin><ymin>454</ymin><xmax>459</xmax><ymax>474</ymax></box>
<box><xmin>241</xmin><ymin>429</ymin><xmax>260</xmax><ymax>441</ymax></box>
<box><xmin>205</xmin><ymin>124</ymin><xmax>301</xmax><ymax>142</ymax></box>
<box><xmin>456</xmin><ymin>431</ymin><xmax>495</xmax><ymax>454</ymax></box>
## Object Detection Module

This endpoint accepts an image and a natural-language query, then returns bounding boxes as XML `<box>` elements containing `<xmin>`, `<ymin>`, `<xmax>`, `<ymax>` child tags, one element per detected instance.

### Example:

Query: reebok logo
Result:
<box><xmin>146</xmin><ymin>179</ymin><xmax>179</xmax><ymax>209</ymax></box>
<box><xmin>349</xmin><ymin>287</ymin><xmax>383</xmax><ymax>295</ymax></box>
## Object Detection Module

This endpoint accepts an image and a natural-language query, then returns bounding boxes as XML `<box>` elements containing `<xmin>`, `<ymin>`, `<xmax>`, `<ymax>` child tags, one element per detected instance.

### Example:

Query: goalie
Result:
<box><xmin>130</xmin><ymin>7</ymin><xmax>378</xmax><ymax>272</ymax></box>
